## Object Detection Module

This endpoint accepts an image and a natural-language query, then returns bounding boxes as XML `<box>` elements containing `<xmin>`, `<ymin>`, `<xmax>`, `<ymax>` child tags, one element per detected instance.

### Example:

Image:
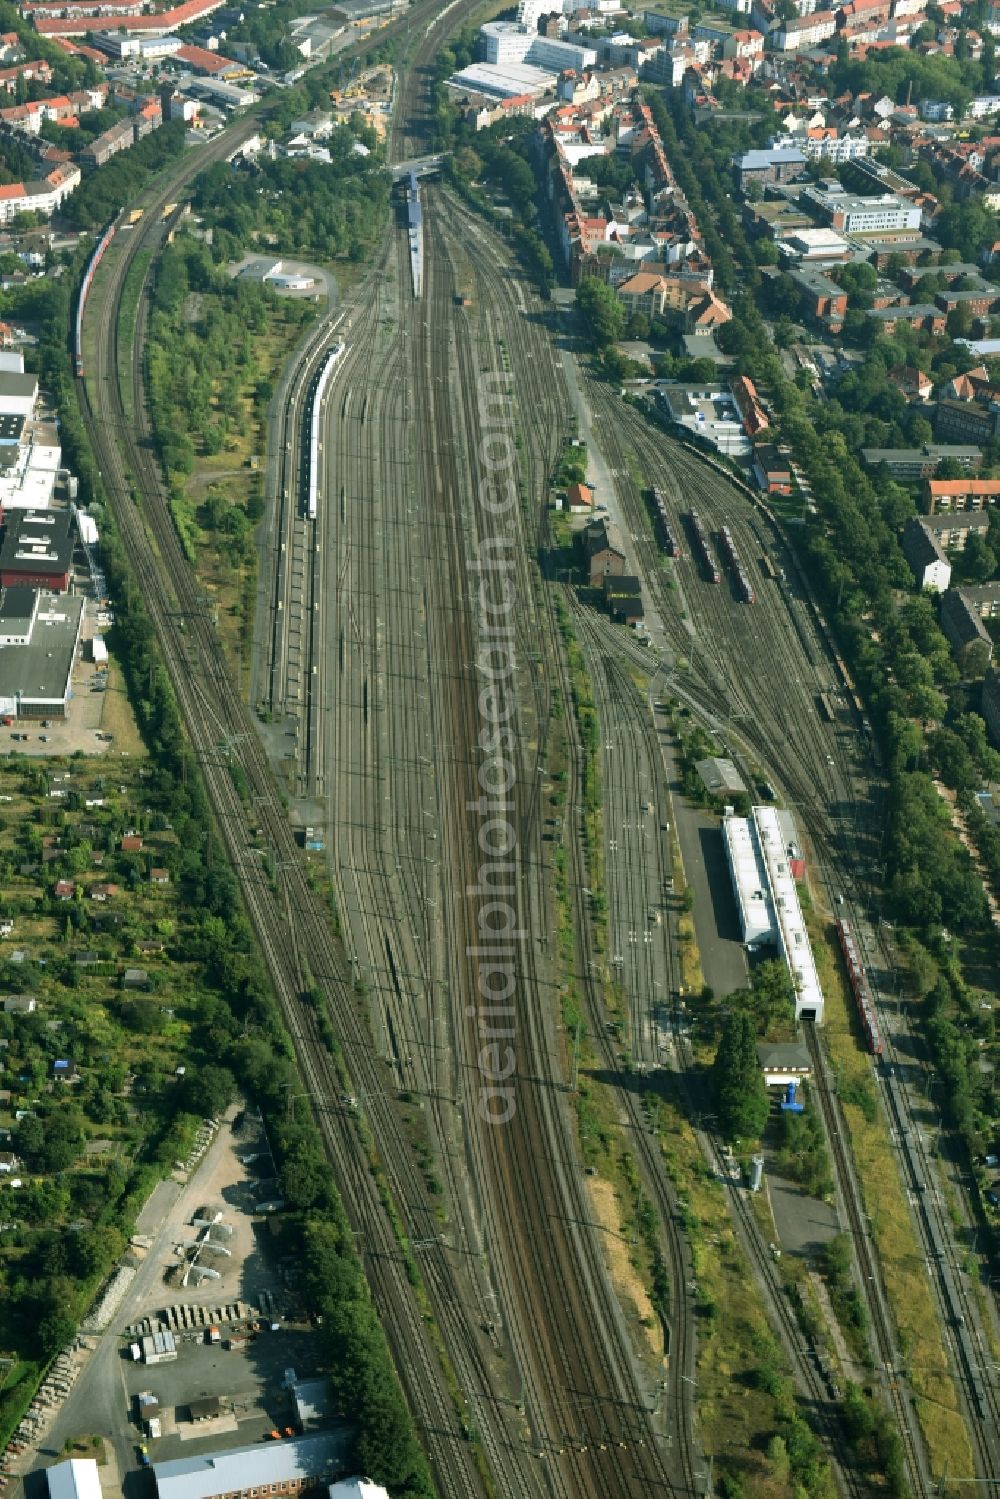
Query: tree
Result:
<box><xmin>959</xmin><ymin>530</ymin><xmax>997</xmax><ymax>583</ymax></box>
<box><xmin>712</xmin><ymin>1009</ymin><xmax>768</xmax><ymax>1141</ymax></box>
<box><xmin>576</xmin><ymin>277</ymin><xmax>625</xmax><ymax>348</ymax></box>
<box><xmin>181</xmin><ymin>1064</ymin><xmax>236</xmax><ymax>1118</ymax></box>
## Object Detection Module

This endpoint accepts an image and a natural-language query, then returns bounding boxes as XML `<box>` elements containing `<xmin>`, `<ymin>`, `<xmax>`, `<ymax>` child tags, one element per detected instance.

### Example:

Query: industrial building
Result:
<box><xmin>658</xmin><ymin>383</ymin><xmax>751</xmax><ymax>458</ymax></box>
<box><xmin>696</xmin><ymin>756</ymin><xmax>746</xmax><ymax>798</ymax></box>
<box><xmin>47</xmin><ymin>1459</ymin><xmax>103</xmax><ymax>1499</ymax></box>
<box><xmin>0</xmin><ymin>508</ymin><xmax>75</xmax><ymax>591</ymax></box>
<box><xmin>153</xmin><ymin>1431</ymin><xmax>347</xmax><ymax>1499</ymax></box>
<box><xmin>0</xmin><ymin>590</ymin><xmax>83</xmax><ymax>718</ymax></box>
<box><xmin>723</xmin><ymin>805</ymin><xmax>824</xmax><ymax>1023</ymax></box>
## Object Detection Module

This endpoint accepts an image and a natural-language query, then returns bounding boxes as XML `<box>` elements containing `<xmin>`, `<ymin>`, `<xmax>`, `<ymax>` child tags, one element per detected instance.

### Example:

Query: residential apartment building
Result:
<box><xmin>981</xmin><ymin>669</ymin><xmax>1000</xmax><ymax>749</ymax></box>
<box><xmin>868</xmin><ymin>304</ymin><xmax>947</xmax><ymax>336</ymax></box>
<box><xmin>862</xmin><ymin>444</ymin><xmax>982</xmax><ymax>480</ymax></box>
<box><xmin>935</xmin><ymin>398</ymin><xmax>1000</xmax><ymax>446</ymax></box>
<box><xmin>794</xmin><ymin>128</ymin><xmax>870</xmax><ymax>162</ymax></box>
<box><xmin>785</xmin><ymin>265</ymin><xmax>848</xmax><ymax>330</ymax></box>
<box><xmin>770</xmin><ymin>9</ymin><xmax>836</xmax><ymax>48</ymax></box>
<box><xmin>940</xmin><ymin>584</ymin><xmax>1000</xmax><ymax>660</ymax></box>
<box><xmin>924</xmin><ymin>477</ymin><xmax>1000</xmax><ymax>512</ymax></box>
<box><xmin>0</xmin><ymin>164</ymin><xmax>79</xmax><ymax>223</ymax></box>
<box><xmin>921</xmin><ymin>511</ymin><xmax>993</xmax><ymax>551</ymax></box>
<box><xmin>902</xmin><ymin>516</ymin><xmax>952</xmax><ymax>590</ymax></box>
<box><xmin>733</xmin><ymin>143</ymin><xmax>806</xmax><ymax>190</ymax></box>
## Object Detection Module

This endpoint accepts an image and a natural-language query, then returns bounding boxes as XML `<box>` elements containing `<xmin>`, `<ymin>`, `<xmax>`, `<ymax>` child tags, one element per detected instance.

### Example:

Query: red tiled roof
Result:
<box><xmin>36</xmin><ymin>0</ymin><xmax>225</xmax><ymax>35</ymax></box>
<box><xmin>174</xmin><ymin>42</ymin><xmax>234</xmax><ymax>73</ymax></box>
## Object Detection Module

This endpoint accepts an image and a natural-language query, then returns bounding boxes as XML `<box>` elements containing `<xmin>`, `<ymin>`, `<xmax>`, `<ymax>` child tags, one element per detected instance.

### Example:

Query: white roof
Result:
<box><xmin>47</xmin><ymin>1459</ymin><xmax>103</xmax><ymax>1499</ymax></box>
<box><xmin>753</xmin><ymin>805</ymin><xmax>824</xmax><ymax>1022</ymax></box>
<box><xmin>329</xmin><ymin>1482</ymin><xmax>390</xmax><ymax>1499</ymax></box>
<box><xmin>722</xmin><ymin>814</ymin><xmax>775</xmax><ymax>948</ymax></box>
<box><xmin>447</xmin><ymin>61</ymin><xmax>556</xmax><ymax>98</ymax></box>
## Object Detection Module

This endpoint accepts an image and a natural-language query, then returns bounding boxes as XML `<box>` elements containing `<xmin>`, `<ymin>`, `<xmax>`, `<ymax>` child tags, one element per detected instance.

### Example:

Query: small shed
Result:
<box><xmin>3</xmin><ymin>996</ymin><xmax>36</xmax><ymax>1013</ymax></box>
<box><xmin>188</xmin><ymin>1395</ymin><xmax>223</xmax><ymax>1423</ymax></box>
<box><xmin>757</xmin><ymin>1041</ymin><xmax>811</xmax><ymax>1087</ymax></box>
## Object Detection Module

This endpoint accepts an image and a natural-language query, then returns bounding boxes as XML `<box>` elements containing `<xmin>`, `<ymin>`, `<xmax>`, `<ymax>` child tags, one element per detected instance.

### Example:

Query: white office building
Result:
<box><xmin>480</xmin><ymin>21</ymin><xmax>596</xmax><ymax>72</ymax></box>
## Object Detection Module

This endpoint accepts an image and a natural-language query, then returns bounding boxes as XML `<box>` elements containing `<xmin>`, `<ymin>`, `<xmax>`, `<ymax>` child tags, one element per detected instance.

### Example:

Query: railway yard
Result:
<box><xmin>62</xmin><ymin>6</ymin><xmax>1000</xmax><ymax>1497</ymax></box>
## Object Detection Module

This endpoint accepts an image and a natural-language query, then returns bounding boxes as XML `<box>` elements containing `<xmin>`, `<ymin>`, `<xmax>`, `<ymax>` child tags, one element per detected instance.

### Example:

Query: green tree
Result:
<box><xmin>712</xmin><ymin>1009</ymin><xmax>768</xmax><ymax>1141</ymax></box>
<box><xmin>576</xmin><ymin>277</ymin><xmax>625</xmax><ymax>348</ymax></box>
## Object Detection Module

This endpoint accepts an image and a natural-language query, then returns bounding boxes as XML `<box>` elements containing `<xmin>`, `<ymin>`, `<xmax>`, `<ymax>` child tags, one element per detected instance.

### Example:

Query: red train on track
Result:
<box><xmin>836</xmin><ymin>918</ymin><xmax>882</xmax><ymax>1055</ymax></box>
<box><xmin>74</xmin><ymin>215</ymin><xmax>119</xmax><ymax>377</ymax></box>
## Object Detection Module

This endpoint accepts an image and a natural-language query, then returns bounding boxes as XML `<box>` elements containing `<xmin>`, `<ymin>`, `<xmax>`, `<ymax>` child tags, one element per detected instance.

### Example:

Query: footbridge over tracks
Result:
<box><xmin>391</xmin><ymin>152</ymin><xmax>445</xmax><ymax>181</ymax></box>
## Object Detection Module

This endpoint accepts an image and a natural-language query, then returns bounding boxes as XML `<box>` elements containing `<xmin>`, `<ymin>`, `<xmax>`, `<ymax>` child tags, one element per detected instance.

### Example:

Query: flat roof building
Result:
<box><xmin>754</xmin><ymin>804</ymin><xmax>823</xmax><ymax>1023</ymax></box>
<box><xmin>0</xmin><ymin>370</ymin><xmax>38</xmax><ymax>418</ymax></box>
<box><xmin>722</xmin><ymin>810</ymin><xmax>774</xmax><ymax>948</ymax></box>
<box><xmin>0</xmin><ymin>592</ymin><xmax>83</xmax><ymax>718</ymax></box>
<box><xmin>0</xmin><ymin>508</ymin><xmax>74</xmax><ymax>590</ymax></box>
<box><xmin>154</xmin><ymin>1432</ymin><xmax>348</xmax><ymax>1499</ymax></box>
<box><xmin>0</xmin><ymin>585</ymin><xmax>39</xmax><ymax>645</ymax></box>
<box><xmin>47</xmin><ymin>1460</ymin><xmax>103</xmax><ymax>1499</ymax></box>
<box><xmin>723</xmin><ymin>806</ymin><xmax>824</xmax><ymax>1023</ymax></box>
<box><xmin>862</xmin><ymin>445</ymin><xmax>982</xmax><ymax>481</ymax></box>
<box><xmin>328</xmin><ymin>1483</ymin><xmax>390</xmax><ymax>1499</ymax></box>
<box><xmin>447</xmin><ymin>61</ymin><xmax>556</xmax><ymax>99</ymax></box>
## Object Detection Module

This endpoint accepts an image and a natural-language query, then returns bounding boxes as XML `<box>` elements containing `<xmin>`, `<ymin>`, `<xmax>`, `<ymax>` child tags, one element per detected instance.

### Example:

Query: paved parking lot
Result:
<box><xmin>20</xmin><ymin>1107</ymin><xmax>325</xmax><ymax>1496</ymax></box>
<box><xmin>122</xmin><ymin>1325</ymin><xmax>325</xmax><ymax>1461</ymax></box>
<box><xmin>0</xmin><ymin>599</ymin><xmax>120</xmax><ymax>759</ymax></box>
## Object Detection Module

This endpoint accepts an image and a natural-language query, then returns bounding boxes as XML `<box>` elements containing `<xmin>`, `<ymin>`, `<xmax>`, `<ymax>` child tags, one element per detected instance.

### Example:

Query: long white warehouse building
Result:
<box><xmin>723</xmin><ymin>805</ymin><xmax>824</xmax><ymax>1023</ymax></box>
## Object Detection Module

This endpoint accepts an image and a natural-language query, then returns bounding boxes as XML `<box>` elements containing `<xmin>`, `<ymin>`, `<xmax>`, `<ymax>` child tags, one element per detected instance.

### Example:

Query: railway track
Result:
<box><xmin>579</xmin><ymin>387</ymin><xmax>1000</xmax><ymax>1492</ymax></box>
<box><xmin>805</xmin><ymin>1024</ymin><xmax>925</xmax><ymax>1486</ymax></box>
<box><xmin>564</xmin><ymin>600</ymin><xmax>874</xmax><ymax>1499</ymax></box>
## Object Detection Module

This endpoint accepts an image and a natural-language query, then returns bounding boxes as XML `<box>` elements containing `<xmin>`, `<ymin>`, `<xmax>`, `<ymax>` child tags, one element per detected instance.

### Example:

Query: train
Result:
<box><xmin>647</xmin><ymin>487</ymin><xmax>683</xmax><ymax>558</ymax></box>
<box><xmin>407</xmin><ymin>170</ymin><xmax>422</xmax><ymax>299</ymax></box>
<box><xmin>760</xmin><ymin>553</ymin><xmax>778</xmax><ymax>582</ymax></box>
<box><xmin>74</xmin><ymin>215</ymin><xmax>120</xmax><ymax>377</ymax></box>
<box><xmin>817</xmin><ymin>691</ymin><xmax>835</xmax><ymax>723</ymax></box>
<box><xmin>716</xmin><ymin>524</ymin><xmax>755</xmax><ymax>604</ymax></box>
<box><xmin>305</xmin><ymin>341</ymin><xmax>346</xmax><ymax>522</ymax></box>
<box><xmin>836</xmin><ymin>918</ymin><xmax>882</xmax><ymax>1056</ymax></box>
<box><xmin>686</xmin><ymin>509</ymin><xmax>720</xmax><ymax>584</ymax></box>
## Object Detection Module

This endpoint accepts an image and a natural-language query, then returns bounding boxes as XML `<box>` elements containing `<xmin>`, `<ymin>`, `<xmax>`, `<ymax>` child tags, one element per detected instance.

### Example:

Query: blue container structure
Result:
<box><xmin>781</xmin><ymin>1081</ymin><xmax>805</xmax><ymax>1114</ymax></box>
